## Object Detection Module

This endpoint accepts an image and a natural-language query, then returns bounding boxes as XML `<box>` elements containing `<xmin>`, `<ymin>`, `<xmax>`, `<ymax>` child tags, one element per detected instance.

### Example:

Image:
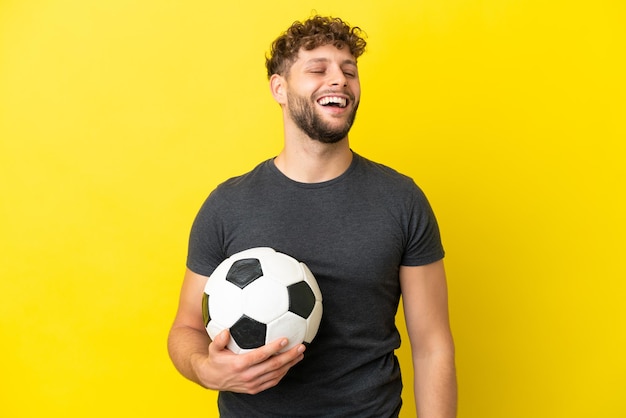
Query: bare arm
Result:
<box><xmin>400</xmin><ymin>260</ymin><xmax>457</xmax><ymax>418</ymax></box>
<box><xmin>167</xmin><ymin>268</ymin><xmax>306</xmax><ymax>394</ymax></box>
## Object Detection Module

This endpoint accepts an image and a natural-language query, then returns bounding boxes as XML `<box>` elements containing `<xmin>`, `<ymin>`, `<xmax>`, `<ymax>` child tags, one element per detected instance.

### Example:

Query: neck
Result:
<box><xmin>274</xmin><ymin>134</ymin><xmax>353</xmax><ymax>183</ymax></box>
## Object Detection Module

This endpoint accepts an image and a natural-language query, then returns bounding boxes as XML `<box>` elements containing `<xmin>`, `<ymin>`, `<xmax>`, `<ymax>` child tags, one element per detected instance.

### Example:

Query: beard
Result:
<box><xmin>287</xmin><ymin>91</ymin><xmax>359</xmax><ymax>144</ymax></box>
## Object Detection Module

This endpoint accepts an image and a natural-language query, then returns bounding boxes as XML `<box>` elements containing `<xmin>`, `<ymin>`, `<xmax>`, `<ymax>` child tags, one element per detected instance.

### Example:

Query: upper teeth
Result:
<box><xmin>318</xmin><ymin>96</ymin><xmax>347</xmax><ymax>107</ymax></box>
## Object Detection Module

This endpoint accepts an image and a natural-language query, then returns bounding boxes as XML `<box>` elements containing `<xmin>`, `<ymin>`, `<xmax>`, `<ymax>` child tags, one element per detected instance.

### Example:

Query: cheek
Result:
<box><xmin>351</xmin><ymin>82</ymin><xmax>361</xmax><ymax>100</ymax></box>
<box><xmin>288</xmin><ymin>84</ymin><xmax>315</xmax><ymax>101</ymax></box>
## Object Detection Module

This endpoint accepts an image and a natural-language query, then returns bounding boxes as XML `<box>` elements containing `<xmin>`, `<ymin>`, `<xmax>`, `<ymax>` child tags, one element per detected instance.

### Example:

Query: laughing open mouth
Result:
<box><xmin>317</xmin><ymin>96</ymin><xmax>348</xmax><ymax>108</ymax></box>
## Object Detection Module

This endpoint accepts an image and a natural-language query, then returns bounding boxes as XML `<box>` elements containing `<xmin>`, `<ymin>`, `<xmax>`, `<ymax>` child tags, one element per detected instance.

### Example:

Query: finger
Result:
<box><xmin>255</xmin><ymin>342</ymin><xmax>306</xmax><ymax>375</ymax></box>
<box><xmin>244</xmin><ymin>338</ymin><xmax>289</xmax><ymax>366</ymax></box>
<box><xmin>249</xmin><ymin>344</ymin><xmax>306</xmax><ymax>392</ymax></box>
<box><xmin>277</xmin><ymin>343</ymin><xmax>306</xmax><ymax>369</ymax></box>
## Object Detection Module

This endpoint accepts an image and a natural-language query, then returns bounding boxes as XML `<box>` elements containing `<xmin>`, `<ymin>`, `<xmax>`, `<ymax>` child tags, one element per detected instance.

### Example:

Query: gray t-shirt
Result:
<box><xmin>187</xmin><ymin>152</ymin><xmax>444</xmax><ymax>417</ymax></box>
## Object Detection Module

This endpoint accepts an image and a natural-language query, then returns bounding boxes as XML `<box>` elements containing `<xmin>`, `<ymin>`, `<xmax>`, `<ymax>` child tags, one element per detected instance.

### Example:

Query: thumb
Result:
<box><xmin>210</xmin><ymin>329</ymin><xmax>230</xmax><ymax>351</ymax></box>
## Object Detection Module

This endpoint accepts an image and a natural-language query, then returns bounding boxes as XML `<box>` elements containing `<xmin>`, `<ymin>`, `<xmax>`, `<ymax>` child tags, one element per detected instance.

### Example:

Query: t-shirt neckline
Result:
<box><xmin>267</xmin><ymin>152</ymin><xmax>360</xmax><ymax>189</ymax></box>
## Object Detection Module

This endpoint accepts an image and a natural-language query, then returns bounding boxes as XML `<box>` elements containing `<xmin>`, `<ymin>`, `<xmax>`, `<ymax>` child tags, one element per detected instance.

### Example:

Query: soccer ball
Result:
<box><xmin>202</xmin><ymin>247</ymin><xmax>323</xmax><ymax>354</ymax></box>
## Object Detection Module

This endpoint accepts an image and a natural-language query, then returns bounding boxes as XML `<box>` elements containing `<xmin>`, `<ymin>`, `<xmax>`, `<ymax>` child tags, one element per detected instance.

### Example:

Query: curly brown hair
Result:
<box><xmin>265</xmin><ymin>15</ymin><xmax>367</xmax><ymax>79</ymax></box>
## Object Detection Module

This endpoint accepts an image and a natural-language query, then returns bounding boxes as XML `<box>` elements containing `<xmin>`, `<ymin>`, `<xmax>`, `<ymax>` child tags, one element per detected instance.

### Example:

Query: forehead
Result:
<box><xmin>293</xmin><ymin>44</ymin><xmax>357</xmax><ymax>67</ymax></box>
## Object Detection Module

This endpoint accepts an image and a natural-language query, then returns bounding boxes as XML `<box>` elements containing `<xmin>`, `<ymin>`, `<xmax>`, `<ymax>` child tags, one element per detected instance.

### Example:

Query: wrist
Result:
<box><xmin>189</xmin><ymin>351</ymin><xmax>210</xmax><ymax>389</ymax></box>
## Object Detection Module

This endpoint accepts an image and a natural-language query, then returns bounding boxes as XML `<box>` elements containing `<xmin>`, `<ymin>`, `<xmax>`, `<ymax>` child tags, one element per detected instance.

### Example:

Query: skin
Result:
<box><xmin>269</xmin><ymin>44</ymin><xmax>359</xmax><ymax>182</ymax></box>
<box><xmin>401</xmin><ymin>262</ymin><xmax>457</xmax><ymax>418</ymax></box>
<box><xmin>168</xmin><ymin>42</ymin><xmax>457</xmax><ymax>416</ymax></box>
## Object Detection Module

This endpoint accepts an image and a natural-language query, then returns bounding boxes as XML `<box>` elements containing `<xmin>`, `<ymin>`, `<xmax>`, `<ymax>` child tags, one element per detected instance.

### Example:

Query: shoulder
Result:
<box><xmin>355</xmin><ymin>153</ymin><xmax>413</xmax><ymax>181</ymax></box>
<box><xmin>352</xmin><ymin>153</ymin><xmax>424</xmax><ymax>196</ymax></box>
<box><xmin>192</xmin><ymin>159</ymin><xmax>275</xmax><ymax>218</ymax></box>
<box><xmin>209</xmin><ymin>159</ymin><xmax>276</xmax><ymax>199</ymax></box>
<box><xmin>217</xmin><ymin>159</ymin><xmax>274</xmax><ymax>189</ymax></box>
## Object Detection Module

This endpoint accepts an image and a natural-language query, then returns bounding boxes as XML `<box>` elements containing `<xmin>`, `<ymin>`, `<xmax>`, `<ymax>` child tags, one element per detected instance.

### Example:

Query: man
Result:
<box><xmin>168</xmin><ymin>15</ymin><xmax>457</xmax><ymax>417</ymax></box>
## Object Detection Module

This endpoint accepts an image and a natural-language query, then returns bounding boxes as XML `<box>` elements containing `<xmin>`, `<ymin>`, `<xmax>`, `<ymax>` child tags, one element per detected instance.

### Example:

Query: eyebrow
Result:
<box><xmin>303</xmin><ymin>57</ymin><xmax>357</xmax><ymax>67</ymax></box>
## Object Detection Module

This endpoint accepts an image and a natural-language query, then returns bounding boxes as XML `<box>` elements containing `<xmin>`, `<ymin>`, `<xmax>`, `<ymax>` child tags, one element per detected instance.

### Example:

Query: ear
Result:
<box><xmin>269</xmin><ymin>74</ymin><xmax>287</xmax><ymax>105</ymax></box>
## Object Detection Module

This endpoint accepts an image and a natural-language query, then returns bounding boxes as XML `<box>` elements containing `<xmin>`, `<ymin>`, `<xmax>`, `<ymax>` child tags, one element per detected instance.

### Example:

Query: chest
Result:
<box><xmin>221</xmin><ymin>188</ymin><xmax>408</xmax><ymax>292</ymax></box>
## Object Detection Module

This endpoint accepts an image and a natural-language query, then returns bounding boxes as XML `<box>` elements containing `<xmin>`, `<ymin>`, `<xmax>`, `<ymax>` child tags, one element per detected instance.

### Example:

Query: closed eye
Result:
<box><xmin>308</xmin><ymin>67</ymin><xmax>326</xmax><ymax>74</ymax></box>
<box><xmin>341</xmin><ymin>65</ymin><xmax>358</xmax><ymax>78</ymax></box>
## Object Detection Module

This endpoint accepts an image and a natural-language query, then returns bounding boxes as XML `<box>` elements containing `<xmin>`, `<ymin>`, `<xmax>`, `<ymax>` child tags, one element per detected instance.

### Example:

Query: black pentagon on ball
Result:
<box><xmin>288</xmin><ymin>281</ymin><xmax>316</xmax><ymax>318</ymax></box>
<box><xmin>230</xmin><ymin>315</ymin><xmax>267</xmax><ymax>349</ymax></box>
<box><xmin>226</xmin><ymin>258</ymin><xmax>263</xmax><ymax>289</ymax></box>
<box><xmin>202</xmin><ymin>292</ymin><xmax>210</xmax><ymax>327</ymax></box>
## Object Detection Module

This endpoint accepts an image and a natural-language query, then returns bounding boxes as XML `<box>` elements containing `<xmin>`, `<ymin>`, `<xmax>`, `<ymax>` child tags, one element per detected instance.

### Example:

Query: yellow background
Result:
<box><xmin>1</xmin><ymin>1</ymin><xmax>624</xmax><ymax>416</ymax></box>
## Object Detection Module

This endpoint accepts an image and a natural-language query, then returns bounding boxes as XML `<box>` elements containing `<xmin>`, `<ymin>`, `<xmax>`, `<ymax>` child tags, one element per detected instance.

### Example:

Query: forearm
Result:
<box><xmin>167</xmin><ymin>325</ymin><xmax>211</xmax><ymax>387</ymax></box>
<box><xmin>413</xmin><ymin>349</ymin><xmax>457</xmax><ymax>418</ymax></box>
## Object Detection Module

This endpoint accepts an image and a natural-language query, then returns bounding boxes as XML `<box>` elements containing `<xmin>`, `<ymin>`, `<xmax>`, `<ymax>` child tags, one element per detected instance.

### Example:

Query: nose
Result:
<box><xmin>328</xmin><ymin>66</ymin><xmax>347</xmax><ymax>87</ymax></box>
